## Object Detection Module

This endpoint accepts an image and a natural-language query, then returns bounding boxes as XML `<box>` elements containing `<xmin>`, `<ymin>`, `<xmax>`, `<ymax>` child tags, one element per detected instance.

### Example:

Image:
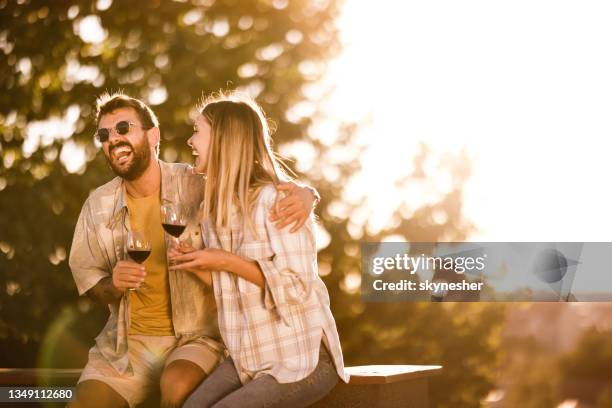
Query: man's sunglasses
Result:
<box><xmin>95</xmin><ymin>121</ymin><xmax>146</xmax><ymax>143</ymax></box>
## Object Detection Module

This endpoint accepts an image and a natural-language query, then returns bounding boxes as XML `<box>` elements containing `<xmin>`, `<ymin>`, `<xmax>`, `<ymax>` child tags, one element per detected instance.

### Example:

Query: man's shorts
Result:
<box><xmin>78</xmin><ymin>335</ymin><xmax>222</xmax><ymax>407</ymax></box>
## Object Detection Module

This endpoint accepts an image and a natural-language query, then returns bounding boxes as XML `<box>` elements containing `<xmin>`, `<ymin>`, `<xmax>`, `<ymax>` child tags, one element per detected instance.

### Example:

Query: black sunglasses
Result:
<box><xmin>95</xmin><ymin>121</ymin><xmax>145</xmax><ymax>143</ymax></box>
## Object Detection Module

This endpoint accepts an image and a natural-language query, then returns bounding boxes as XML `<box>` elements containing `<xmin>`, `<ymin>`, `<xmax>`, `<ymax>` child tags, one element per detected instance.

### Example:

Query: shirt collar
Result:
<box><xmin>159</xmin><ymin>159</ymin><xmax>174</xmax><ymax>204</ymax></box>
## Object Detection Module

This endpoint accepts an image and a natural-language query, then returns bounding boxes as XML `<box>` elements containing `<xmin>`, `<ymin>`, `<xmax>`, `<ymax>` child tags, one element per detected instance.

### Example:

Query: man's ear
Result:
<box><xmin>147</xmin><ymin>127</ymin><xmax>161</xmax><ymax>153</ymax></box>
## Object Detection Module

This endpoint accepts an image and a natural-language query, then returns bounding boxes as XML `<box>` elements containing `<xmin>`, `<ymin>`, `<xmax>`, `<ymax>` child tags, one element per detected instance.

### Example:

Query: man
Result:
<box><xmin>68</xmin><ymin>93</ymin><xmax>318</xmax><ymax>408</ymax></box>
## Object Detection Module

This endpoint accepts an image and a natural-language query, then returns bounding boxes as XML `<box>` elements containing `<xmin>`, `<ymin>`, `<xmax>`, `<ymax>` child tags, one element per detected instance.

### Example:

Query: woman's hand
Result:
<box><xmin>169</xmin><ymin>242</ymin><xmax>265</xmax><ymax>288</ymax></box>
<box><xmin>268</xmin><ymin>181</ymin><xmax>318</xmax><ymax>232</ymax></box>
<box><xmin>169</xmin><ymin>245</ymin><xmax>229</xmax><ymax>272</ymax></box>
<box><xmin>168</xmin><ymin>243</ymin><xmax>227</xmax><ymax>285</ymax></box>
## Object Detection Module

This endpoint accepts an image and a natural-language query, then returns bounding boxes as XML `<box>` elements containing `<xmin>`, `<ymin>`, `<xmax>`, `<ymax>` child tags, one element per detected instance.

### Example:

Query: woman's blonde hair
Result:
<box><xmin>199</xmin><ymin>92</ymin><xmax>291</xmax><ymax>233</ymax></box>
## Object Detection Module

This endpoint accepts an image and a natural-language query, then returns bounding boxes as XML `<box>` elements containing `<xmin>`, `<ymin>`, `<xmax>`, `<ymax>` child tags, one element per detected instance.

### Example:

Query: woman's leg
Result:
<box><xmin>182</xmin><ymin>357</ymin><xmax>243</xmax><ymax>408</ymax></box>
<box><xmin>212</xmin><ymin>345</ymin><xmax>339</xmax><ymax>408</ymax></box>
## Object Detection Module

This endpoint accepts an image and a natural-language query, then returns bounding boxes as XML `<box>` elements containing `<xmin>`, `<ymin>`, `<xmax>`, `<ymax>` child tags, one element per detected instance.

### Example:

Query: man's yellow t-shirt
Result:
<box><xmin>126</xmin><ymin>189</ymin><xmax>174</xmax><ymax>335</ymax></box>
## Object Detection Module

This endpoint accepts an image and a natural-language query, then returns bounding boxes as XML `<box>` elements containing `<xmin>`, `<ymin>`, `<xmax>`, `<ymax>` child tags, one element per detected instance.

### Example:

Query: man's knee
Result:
<box><xmin>160</xmin><ymin>360</ymin><xmax>206</xmax><ymax>408</ymax></box>
<box><xmin>68</xmin><ymin>380</ymin><xmax>128</xmax><ymax>408</ymax></box>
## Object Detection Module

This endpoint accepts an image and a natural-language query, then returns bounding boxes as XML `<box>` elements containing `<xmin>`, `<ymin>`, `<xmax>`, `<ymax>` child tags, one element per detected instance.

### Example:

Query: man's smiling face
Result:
<box><xmin>98</xmin><ymin>107</ymin><xmax>152</xmax><ymax>180</ymax></box>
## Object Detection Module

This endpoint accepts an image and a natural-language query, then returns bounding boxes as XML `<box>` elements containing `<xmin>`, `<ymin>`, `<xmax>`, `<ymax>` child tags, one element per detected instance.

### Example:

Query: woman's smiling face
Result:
<box><xmin>188</xmin><ymin>114</ymin><xmax>212</xmax><ymax>174</ymax></box>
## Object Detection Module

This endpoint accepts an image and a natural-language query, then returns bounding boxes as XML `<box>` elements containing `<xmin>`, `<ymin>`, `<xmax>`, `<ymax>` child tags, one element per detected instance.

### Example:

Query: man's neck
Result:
<box><xmin>124</xmin><ymin>159</ymin><xmax>161</xmax><ymax>198</ymax></box>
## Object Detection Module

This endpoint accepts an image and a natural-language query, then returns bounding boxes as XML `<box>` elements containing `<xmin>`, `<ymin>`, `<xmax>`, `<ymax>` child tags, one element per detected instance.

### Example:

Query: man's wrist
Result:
<box><xmin>105</xmin><ymin>278</ymin><xmax>124</xmax><ymax>301</ymax></box>
<box><xmin>110</xmin><ymin>282</ymin><xmax>123</xmax><ymax>298</ymax></box>
<box><xmin>87</xmin><ymin>277</ymin><xmax>123</xmax><ymax>304</ymax></box>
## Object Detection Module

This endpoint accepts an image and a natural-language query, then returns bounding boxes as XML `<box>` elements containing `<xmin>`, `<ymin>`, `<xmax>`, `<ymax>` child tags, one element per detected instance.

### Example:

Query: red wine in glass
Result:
<box><xmin>128</xmin><ymin>249</ymin><xmax>151</xmax><ymax>263</ymax></box>
<box><xmin>161</xmin><ymin>203</ymin><xmax>187</xmax><ymax>242</ymax></box>
<box><xmin>126</xmin><ymin>230</ymin><xmax>151</xmax><ymax>291</ymax></box>
<box><xmin>162</xmin><ymin>223</ymin><xmax>186</xmax><ymax>238</ymax></box>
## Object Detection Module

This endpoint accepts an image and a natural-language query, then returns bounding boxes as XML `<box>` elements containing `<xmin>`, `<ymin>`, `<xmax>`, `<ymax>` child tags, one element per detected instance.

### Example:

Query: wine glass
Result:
<box><xmin>126</xmin><ymin>230</ymin><xmax>151</xmax><ymax>291</ymax></box>
<box><xmin>161</xmin><ymin>203</ymin><xmax>187</xmax><ymax>246</ymax></box>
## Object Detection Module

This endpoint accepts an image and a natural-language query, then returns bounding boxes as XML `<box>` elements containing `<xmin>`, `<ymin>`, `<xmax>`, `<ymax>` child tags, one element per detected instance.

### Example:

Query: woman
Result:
<box><xmin>169</xmin><ymin>93</ymin><xmax>348</xmax><ymax>408</ymax></box>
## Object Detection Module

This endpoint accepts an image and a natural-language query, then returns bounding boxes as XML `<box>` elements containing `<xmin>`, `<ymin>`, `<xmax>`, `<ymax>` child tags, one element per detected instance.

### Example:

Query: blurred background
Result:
<box><xmin>1</xmin><ymin>0</ymin><xmax>611</xmax><ymax>406</ymax></box>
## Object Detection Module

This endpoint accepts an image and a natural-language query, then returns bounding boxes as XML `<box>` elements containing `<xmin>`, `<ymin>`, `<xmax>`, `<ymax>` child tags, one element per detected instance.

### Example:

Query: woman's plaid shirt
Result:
<box><xmin>202</xmin><ymin>184</ymin><xmax>349</xmax><ymax>385</ymax></box>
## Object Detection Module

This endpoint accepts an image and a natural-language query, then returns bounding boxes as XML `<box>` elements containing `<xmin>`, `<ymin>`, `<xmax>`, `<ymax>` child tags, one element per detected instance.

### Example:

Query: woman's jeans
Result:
<box><xmin>183</xmin><ymin>345</ymin><xmax>339</xmax><ymax>408</ymax></box>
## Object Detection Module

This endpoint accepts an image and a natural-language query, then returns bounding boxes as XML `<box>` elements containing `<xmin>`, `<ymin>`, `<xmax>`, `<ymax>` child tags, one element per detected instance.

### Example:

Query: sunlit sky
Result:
<box><xmin>321</xmin><ymin>0</ymin><xmax>612</xmax><ymax>241</ymax></box>
<box><xmin>25</xmin><ymin>0</ymin><xmax>612</xmax><ymax>242</ymax></box>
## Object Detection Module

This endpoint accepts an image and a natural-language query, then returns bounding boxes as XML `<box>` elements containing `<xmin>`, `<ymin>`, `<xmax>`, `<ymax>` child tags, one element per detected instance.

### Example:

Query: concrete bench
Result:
<box><xmin>0</xmin><ymin>365</ymin><xmax>442</xmax><ymax>407</ymax></box>
<box><xmin>312</xmin><ymin>365</ymin><xmax>442</xmax><ymax>408</ymax></box>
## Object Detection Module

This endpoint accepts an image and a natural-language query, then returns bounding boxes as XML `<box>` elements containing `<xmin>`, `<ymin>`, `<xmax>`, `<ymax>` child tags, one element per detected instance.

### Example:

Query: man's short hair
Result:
<box><xmin>95</xmin><ymin>92</ymin><xmax>160</xmax><ymax>155</ymax></box>
<box><xmin>95</xmin><ymin>92</ymin><xmax>159</xmax><ymax>128</ymax></box>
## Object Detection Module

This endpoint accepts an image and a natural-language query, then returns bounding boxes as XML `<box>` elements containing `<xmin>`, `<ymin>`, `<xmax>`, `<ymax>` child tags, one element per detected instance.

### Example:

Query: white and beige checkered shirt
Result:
<box><xmin>202</xmin><ymin>184</ymin><xmax>349</xmax><ymax>385</ymax></box>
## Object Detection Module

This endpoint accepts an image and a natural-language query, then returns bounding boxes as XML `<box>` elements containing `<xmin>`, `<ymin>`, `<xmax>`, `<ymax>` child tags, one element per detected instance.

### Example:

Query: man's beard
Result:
<box><xmin>106</xmin><ymin>137</ymin><xmax>151</xmax><ymax>181</ymax></box>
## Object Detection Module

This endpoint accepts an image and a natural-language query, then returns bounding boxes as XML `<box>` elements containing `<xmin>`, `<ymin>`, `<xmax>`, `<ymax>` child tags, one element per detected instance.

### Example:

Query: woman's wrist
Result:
<box><xmin>221</xmin><ymin>251</ymin><xmax>243</xmax><ymax>273</ymax></box>
<box><xmin>225</xmin><ymin>253</ymin><xmax>247</xmax><ymax>275</ymax></box>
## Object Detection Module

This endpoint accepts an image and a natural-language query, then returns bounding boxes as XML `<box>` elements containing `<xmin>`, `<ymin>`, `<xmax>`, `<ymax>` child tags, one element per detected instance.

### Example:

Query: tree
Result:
<box><xmin>500</xmin><ymin>314</ymin><xmax>612</xmax><ymax>406</ymax></box>
<box><xmin>558</xmin><ymin>328</ymin><xmax>612</xmax><ymax>405</ymax></box>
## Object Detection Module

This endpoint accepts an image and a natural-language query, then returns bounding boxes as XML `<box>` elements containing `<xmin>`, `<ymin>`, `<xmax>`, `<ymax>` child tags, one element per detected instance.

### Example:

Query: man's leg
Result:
<box><xmin>67</xmin><ymin>379</ymin><xmax>128</xmax><ymax>408</ymax></box>
<box><xmin>159</xmin><ymin>359</ymin><xmax>206</xmax><ymax>408</ymax></box>
<box><xmin>159</xmin><ymin>340</ymin><xmax>223</xmax><ymax>408</ymax></box>
<box><xmin>71</xmin><ymin>336</ymin><xmax>167</xmax><ymax>408</ymax></box>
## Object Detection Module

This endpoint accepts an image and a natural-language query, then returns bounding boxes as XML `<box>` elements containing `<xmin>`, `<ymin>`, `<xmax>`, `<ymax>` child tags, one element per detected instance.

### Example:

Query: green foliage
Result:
<box><xmin>0</xmin><ymin>1</ymin><xmax>504</xmax><ymax>406</ymax></box>
<box><xmin>501</xmin><ymin>337</ymin><xmax>560</xmax><ymax>408</ymax></box>
<box><xmin>558</xmin><ymin>329</ymin><xmax>612</xmax><ymax>405</ymax></box>
<box><xmin>502</xmin><ymin>326</ymin><xmax>612</xmax><ymax>406</ymax></box>
<box><xmin>598</xmin><ymin>386</ymin><xmax>612</xmax><ymax>408</ymax></box>
<box><xmin>558</xmin><ymin>328</ymin><xmax>612</xmax><ymax>382</ymax></box>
